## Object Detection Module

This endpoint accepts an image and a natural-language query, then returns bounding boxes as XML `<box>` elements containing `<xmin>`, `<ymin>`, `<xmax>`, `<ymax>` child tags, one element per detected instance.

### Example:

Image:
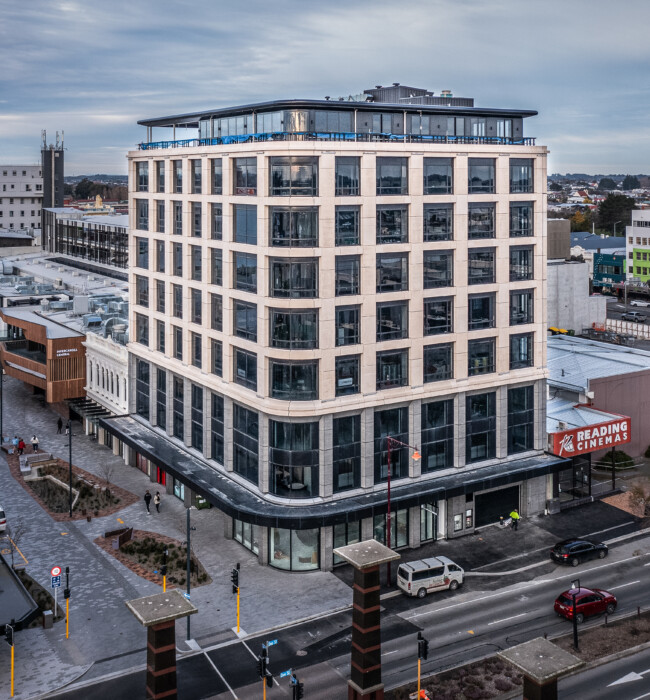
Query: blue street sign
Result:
<box><xmin>51</xmin><ymin>576</ymin><xmax>61</xmax><ymax>589</ymax></box>
<box><xmin>267</xmin><ymin>639</ymin><xmax>278</xmax><ymax>647</ymax></box>
<box><xmin>280</xmin><ymin>669</ymin><xmax>292</xmax><ymax>678</ymax></box>
<box><xmin>183</xmin><ymin>592</ymin><xmax>190</xmax><ymax>600</ymax></box>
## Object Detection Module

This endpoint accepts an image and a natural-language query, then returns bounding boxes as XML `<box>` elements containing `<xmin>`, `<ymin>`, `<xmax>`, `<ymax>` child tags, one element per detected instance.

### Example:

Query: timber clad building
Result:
<box><xmin>102</xmin><ymin>83</ymin><xmax>567</xmax><ymax>571</ymax></box>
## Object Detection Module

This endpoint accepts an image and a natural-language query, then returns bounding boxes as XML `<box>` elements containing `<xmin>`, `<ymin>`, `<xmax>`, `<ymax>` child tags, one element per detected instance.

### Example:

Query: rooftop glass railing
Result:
<box><xmin>139</xmin><ymin>132</ymin><xmax>536</xmax><ymax>150</ymax></box>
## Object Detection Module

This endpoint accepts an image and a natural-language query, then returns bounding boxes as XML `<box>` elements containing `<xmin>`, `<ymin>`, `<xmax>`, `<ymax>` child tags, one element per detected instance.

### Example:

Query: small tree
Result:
<box><xmin>598</xmin><ymin>177</ymin><xmax>618</xmax><ymax>191</ymax></box>
<box><xmin>622</xmin><ymin>175</ymin><xmax>640</xmax><ymax>190</ymax></box>
<box><xmin>8</xmin><ymin>519</ymin><xmax>26</xmax><ymax>570</ymax></box>
<box><xmin>98</xmin><ymin>461</ymin><xmax>115</xmax><ymax>486</ymax></box>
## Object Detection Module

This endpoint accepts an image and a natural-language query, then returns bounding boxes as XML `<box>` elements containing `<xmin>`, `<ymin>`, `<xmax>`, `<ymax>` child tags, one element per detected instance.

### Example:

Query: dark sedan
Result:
<box><xmin>554</xmin><ymin>587</ymin><xmax>617</xmax><ymax>623</ymax></box>
<box><xmin>550</xmin><ymin>539</ymin><xmax>608</xmax><ymax>567</ymax></box>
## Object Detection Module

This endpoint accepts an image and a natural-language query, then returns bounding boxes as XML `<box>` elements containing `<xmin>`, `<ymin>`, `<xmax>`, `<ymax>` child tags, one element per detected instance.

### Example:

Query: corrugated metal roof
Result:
<box><xmin>546</xmin><ymin>396</ymin><xmax>623</xmax><ymax>434</ymax></box>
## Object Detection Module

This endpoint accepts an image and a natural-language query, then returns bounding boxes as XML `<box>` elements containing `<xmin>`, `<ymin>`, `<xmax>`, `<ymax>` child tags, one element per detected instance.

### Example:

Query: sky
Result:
<box><xmin>1</xmin><ymin>0</ymin><xmax>649</xmax><ymax>176</ymax></box>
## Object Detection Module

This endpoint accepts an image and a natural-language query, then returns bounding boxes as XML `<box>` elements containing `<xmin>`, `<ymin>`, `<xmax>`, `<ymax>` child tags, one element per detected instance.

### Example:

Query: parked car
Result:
<box><xmin>622</xmin><ymin>311</ymin><xmax>647</xmax><ymax>322</ymax></box>
<box><xmin>630</xmin><ymin>300</ymin><xmax>650</xmax><ymax>307</ymax></box>
<box><xmin>554</xmin><ymin>586</ymin><xmax>616</xmax><ymax>623</ymax></box>
<box><xmin>550</xmin><ymin>538</ymin><xmax>608</xmax><ymax>566</ymax></box>
<box><xmin>397</xmin><ymin>556</ymin><xmax>464</xmax><ymax>598</ymax></box>
<box><xmin>0</xmin><ymin>506</ymin><xmax>6</xmax><ymax>532</ymax></box>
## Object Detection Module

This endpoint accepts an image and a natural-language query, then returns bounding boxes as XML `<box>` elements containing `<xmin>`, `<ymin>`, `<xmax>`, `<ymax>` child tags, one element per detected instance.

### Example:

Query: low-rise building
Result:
<box><xmin>0</xmin><ymin>165</ymin><xmax>43</xmax><ymax>232</ymax></box>
<box><xmin>625</xmin><ymin>209</ymin><xmax>650</xmax><ymax>283</ymax></box>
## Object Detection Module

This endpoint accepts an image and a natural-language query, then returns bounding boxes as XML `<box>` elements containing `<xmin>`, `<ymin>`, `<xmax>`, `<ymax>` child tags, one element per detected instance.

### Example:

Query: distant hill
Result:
<box><xmin>64</xmin><ymin>174</ymin><xmax>127</xmax><ymax>184</ymax></box>
<box><xmin>549</xmin><ymin>173</ymin><xmax>647</xmax><ymax>181</ymax></box>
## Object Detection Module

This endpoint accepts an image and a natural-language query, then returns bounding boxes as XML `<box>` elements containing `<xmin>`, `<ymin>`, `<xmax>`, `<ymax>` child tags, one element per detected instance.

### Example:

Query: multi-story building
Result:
<box><xmin>102</xmin><ymin>84</ymin><xmax>566</xmax><ymax>571</ymax></box>
<box><xmin>0</xmin><ymin>165</ymin><xmax>43</xmax><ymax>231</ymax></box>
<box><xmin>625</xmin><ymin>209</ymin><xmax>650</xmax><ymax>282</ymax></box>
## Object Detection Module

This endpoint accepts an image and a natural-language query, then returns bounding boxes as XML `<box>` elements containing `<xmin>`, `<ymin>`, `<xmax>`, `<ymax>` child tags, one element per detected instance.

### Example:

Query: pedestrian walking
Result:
<box><xmin>65</xmin><ymin>423</ymin><xmax>70</xmax><ymax>436</ymax></box>
<box><xmin>17</xmin><ymin>438</ymin><xmax>25</xmax><ymax>455</ymax></box>
<box><xmin>510</xmin><ymin>509</ymin><xmax>521</xmax><ymax>531</ymax></box>
<box><xmin>12</xmin><ymin>436</ymin><xmax>18</xmax><ymax>454</ymax></box>
<box><xmin>30</xmin><ymin>435</ymin><xmax>39</xmax><ymax>453</ymax></box>
<box><xmin>57</xmin><ymin>417</ymin><xmax>63</xmax><ymax>434</ymax></box>
<box><xmin>154</xmin><ymin>491</ymin><xmax>161</xmax><ymax>513</ymax></box>
<box><xmin>144</xmin><ymin>490</ymin><xmax>152</xmax><ymax>514</ymax></box>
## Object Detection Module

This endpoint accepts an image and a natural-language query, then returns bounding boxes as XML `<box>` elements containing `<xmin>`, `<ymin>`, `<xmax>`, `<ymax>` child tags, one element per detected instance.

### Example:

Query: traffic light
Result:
<box><xmin>63</xmin><ymin>588</ymin><xmax>70</xmax><ymax>599</ymax></box>
<box><xmin>417</xmin><ymin>631</ymin><xmax>429</xmax><ymax>660</ymax></box>
<box><xmin>161</xmin><ymin>564</ymin><xmax>167</xmax><ymax>576</ymax></box>
<box><xmin>293</xmin><ymin>681</ymin><xmax>304</xmax><ymax>699</ymax></box>
<box><xmin>265</xmin><ymin>670</ymin><xmax>273</xmax><ymax>688</ymax></box>
<box><xmin>4</xmin><ymin>623</ymin><xmax>13</xmax><ymax>647</ymax></box>
<box><xmin>256</xmin><ymin>654</ymin><xmax>267</xmax><ymax>678</ymax></box>
<box><xmin>231</xmin><ymin>567</ymin><xmax>239</xmax><ymax>594</ymax></box>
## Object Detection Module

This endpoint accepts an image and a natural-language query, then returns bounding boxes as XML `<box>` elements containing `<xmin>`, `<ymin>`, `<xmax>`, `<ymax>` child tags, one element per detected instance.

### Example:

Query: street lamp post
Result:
<box><xmin>613</xmin><ymin>220</ymin><xmax>622</xmax><ymax>237</ymax></box>
<box><xmin>571</xmin><ymin>578</ymin><xmax>580</xmax><ymax>651</ymax></box>
<box><xmin>385</xmin><ymin>437</ymin><xmax>421</xmax><ymax>586</ymax></box>
<box><xmin>186</xmin><ymin>506</ymin><xmax>196</xmax><ymax>641</ymax></box>
<box><xmin>67</xmin><ymin>420</ymin><xmax>73</xmax><ymax>518</ymax></box>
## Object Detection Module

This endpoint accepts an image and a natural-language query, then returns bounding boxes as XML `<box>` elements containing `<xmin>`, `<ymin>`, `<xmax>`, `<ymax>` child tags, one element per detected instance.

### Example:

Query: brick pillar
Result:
<box><xmin>348</xmin><ymin>564</ymin><xmax>384</xmax><ymax>700</ymax></box>
<box><xmin>146</xmin><ymin>620</ymin><xmax>177</xmax><ymax>699</ymax></box>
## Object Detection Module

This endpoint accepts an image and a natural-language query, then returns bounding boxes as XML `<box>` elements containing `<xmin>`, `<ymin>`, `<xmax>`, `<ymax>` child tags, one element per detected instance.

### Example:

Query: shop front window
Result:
<box><xmin>333</xmin><ymin>522</ymin><xmax>361</xmax><ymax>565</ymax></box>
<box><xmin>270</xmin><ymin>528</ymin><xmax>319</xmax><ymax>571</ymax></box>
<box><xmin>233</xmin><ymin>519</ymin><xmax>260</xmax><ymax>555</ymax></box>
<box><xmin>373</xmin><ymin>509</ymin><xmax>408</xmax><ymax>549</ymax></box>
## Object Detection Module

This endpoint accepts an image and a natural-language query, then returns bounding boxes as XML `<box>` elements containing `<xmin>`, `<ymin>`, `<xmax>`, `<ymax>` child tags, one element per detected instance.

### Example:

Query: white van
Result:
<box><xmin>397</xmin><ymin>556</ymin><xmax>464</xmax><ymax>598</ymax></box>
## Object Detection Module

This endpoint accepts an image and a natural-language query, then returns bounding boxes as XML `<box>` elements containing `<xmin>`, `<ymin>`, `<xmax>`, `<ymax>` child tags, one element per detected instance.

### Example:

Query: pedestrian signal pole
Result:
<box><xmin>291</xmin><ymin>671</ymin><xmax>304</xmax><ymax>699</ymax></box>
<box><xmin>161</xmin><ymin>548</ymin><xmax>168</xmax><ymax>592</ymax></box>
<box><xmin>256</xmin><ymin>643</ymin><xmax>273</xmax><ymax>699</ymax></box>
<box><xmin>417</xmin><ymin>631</ymin><xmax>429</xmax><ymax>698</ymax></box>
<box><xmin>5</xmin><ymin>620</ymin><xmax>15</xmax><ymax>697</ymax></box>
<box><xmin>64</xmin><ymin>566</ymin><xmax>71</xmax><ymax>639</ymax></box>
<box><xmin>231</xmin><ymin>563</ymin><xmax>240</xmax><ymax>633</ymax></box>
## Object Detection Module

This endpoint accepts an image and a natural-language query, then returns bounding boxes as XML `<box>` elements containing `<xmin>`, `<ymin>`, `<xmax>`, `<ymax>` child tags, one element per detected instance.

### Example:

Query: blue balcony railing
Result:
<box><xmin>139</xmin><ymin>132</ymin><xmax>536</xmax><ymax>150</ymax></box>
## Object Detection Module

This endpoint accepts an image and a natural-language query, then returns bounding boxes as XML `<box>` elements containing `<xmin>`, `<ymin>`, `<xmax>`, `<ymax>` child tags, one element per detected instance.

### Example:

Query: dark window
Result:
<box><xmin>191</xmin><ymin>245</ymin><xmax>202</xmax><ymax>281</ymax></box>
<box><xmin>468</xmin><ymin>293</ymin><xmax>495</xmax><ymax>330</ymax></box>
<box><xmin>172</xmin><ymin>284</ymin><xmax>183</xmax><ymax>318</ymax></box>
<box><xmin>510</xmin><ymin>203</ymin><xmax>534</xmax><ymax>237</ymax></box>
<box><xmin>191</xmin><ymin>384</ymin><xmax>203</xmax><ymax>449</ymax></box>
<box><xmin>211</xmin><ymin>158</ymin><xmax>222</xmax><ymax>194</ymax></box>
<box><xmin>234</xmin><ymin>252</ymin><xmax>257</xmax><ymax>292</ymax></box>
<box><xmin>270</xmin><ymin>258</ymin><xmax>318</xmax><ymax>298</ymax></box>
<box><xmin>234</xmin><ymin>204</ymin><xmax>257</xmax><ymax>244</ymax></box>
<box><xmin>423</xmin><ymin>343</ymin><xmax>453</xmax><ymax>382</ymax></box>
<box><xmin>210</xmin><ymin>248</ymin><xmax>222</xmax><ymax>285</ymax></box>
<box><xmin>173</xmin><ymin>243</ymin><xmax>182</xmax><ymax>277</ymax></box>
<box><xmin>234</xmin><ymin>157</ymin><xmax>257</xmax><ymax>195</ymax></box>
<box><xmin>137</xmin><ymin>162</ymin><xmax>149</xmax><ymax>192</ymax></box>
<box><xmin>335</xmin><ymin>355</ymin><xmax>360</xmax><ymax>396</ymax></box>
<box><xmin>269</xmin><ymin>156</ymin><xmax>318</xmax><ymax>196</ymax></box>
<box><xmin>156</xmin><ymin>202</ymin><xmax>165</xmax><ymax>234</ymax></box>
<box><xmin>211</xmin><ymin>339</ymin><xmax>222</xmax><ymax>377</ymax></box>
<box><xmin>335</xmin><ymin>256</ymin><xmax>360</xmax><ymax>296</ymax></box>
<box><xmin>135</xmin><ymin>313</ymin><xmax>149</xmax><ymax>346</ymax></box>
<box><xmin>156</xmin><ymin>368</ymin><xmax>166</xmax><ymax>428</ymax></box>
<box><xmin>211</xmin><ymin>204</ymin><xmax>222</xmax><ymax>240</ymax></box>
<box><xmin>333</xmin><ymin>415</ymin><xmax>360</xmax><ymax>492</ymax></box>
<box><xmin>510</xmin><ymin>290</ymin><xmax>534</xmax><ymax>325</ymax></box>
<box><xmin>510</xmin><ymin>158</ymin><xmax>533</xmax><ymax>193</ymax></box>
<box><xmin>376</xmin><ymin>301</ymin><xmax>408</xmax><ymax>341</ymax></box>
<box><xmin>191</xmin><ymin>202</ymin><xmax>202</xmax><ymax>237</ymax></box>
<box><xmin>136</xmin><ymin>200</ymin><xmax>148</xmax><ymax>231</ymax></box>
<box><xmin>190</xmin><ymin>288</ymin><xmax>202</xmax><ymax>324</ymax></box>
<box><xmin>155</xmin><ymin>239</ymin><xmax>165</xmax><ymax>272</ymax></box>
<box><xmin>191</xmin><ymin>159</ymin><xmax>202</xmax><ymax>194</ymax></box>
<box><xmin>234</xmin><ymin>349</ymin><xmax>257</xmax><ymax>391</ymax></box>
<box><xmin>376</xmin><ymin>349</ymin><xmax>408</xmax><ymax>390</ymax></box>
<box><xmin>376</xmin><ymin>253</ymin><xmax>408</xmax><ymax>292</ymax></box>
<box><xmin>234</xmin><ymin>301</ymin><xmax>257</xmax><ymax>341</ymax></box>
<box><xmin>233</xmin><ymin>404</ymin><xmax>258</xmax><ymax>484</ymax></box>
<box><xmin>173</xmin><ymin>201</ymin><xmax>182</xmax><ymax>235</ymax></box>
<box><xmin>510</xmin><ymin>332</ymin><xmax>534</xmax><ymax>369</ymax></box>
<box><xmin>335</xmin><ymin>306</ymin><xmax>360</xmax><ymax>346</ymax></box>
<box><xmin>211</xmin><ymin>393</ymin><xmax>224</xmax><ymax>464</ymax></box>
<box><xmin>468</xmin><ymin>158</ymin><xmax>495</xmax><ymax>193</ymax></box>
<box><xmin>270</xmin><ymin>309</ymin><xmax>318</xmax><ymax>349</ymax></box>
<box><xmin>172</xmin><ymin>376</ymin><xmax>184</xmax><ymax>439</ymax></box>
<box><xmin>468</xmin><ymin>249</ymin><xmax>495</xmax><ymax>285</ymax></box>
<box><xmin>157</xmin><ymin>320</ymin><xmax>165</xmax><ymax>352</ymax></box>
<box><xmin>270</xmin><ymin>207</ymin><xmax>318</xmax><ymax>247</ymax></box>
<box><xmin>335</xmin><ymin>156</ymin><xmax>360</xmax><ymax>196</ymax></box>
<box><xmin>466</xmin><ymin>392</ymin><xmax>496</xmax><ymax>463</ymax></box>
<box><xmin>423</xmin><ymin>158</ymin><xmax>453</xmax><ymax>194</ymax></box>
<box><xmin>173</xmin><ymin>326</ymin><xmax>183</xmax><ymax>361</ymax></box>
<box><xmin>156</xmin><ymin>161</ymin><xmax>165</xmax><ymax>193</ymax></box>
<box><xmin>468</xmin><ymin>203</ymin><xmax>495</xmax><ymax>240</ymax></box>
<box><xmin>191</xmin><ymin>332</ymin><xmax>202</xmax><ymax>369</ymax></box>
<box><xmin>508</xmin><ymin>385</ymin><xmax>534</xmax><ymax>454</ymax></box>
<box><xmin>468</xmin><ymin>338</ymin><xmax>496</xmax><ymax>375</ymax></box>
<box><xmin>335</xmin><ymin>206</ymin><xmax>360</xmax><ymax>246</ymax></box>
<box><xmin>376</xmin><ymin>157</ymin><xmax>408</xmax><ymax>195</ymax></box>
<box><xmin>135</xmin><ymin>275</ymin><xmax>149</xmax><ymax>307</ymax></box>
<box><xmin>136</xmin><ymin>238</ymin><xmax>148</xmax><ymax>269</ymax></box>
<box><xmin>510</xmin><ymin>246</ymin><xmax>534</xmax><ymax>281</ymax></box>
<box><xmin>173</xmin><ymin>160</ymin><xmax>182</xmax><ymax>193</ymax></box>
<box><xmin>135</xmin><ymin>360</ymin><xmax>150</xmax><ymax>420</ymax></box>
<box><xmin>374</xmin><ymin>407</ymin><xmax>408</xmax><ymax>482</ymax></box>
<box><xmin>269</xmin><ymin>421</ymin><xmax>319</xmax><ymax>499</ymax></box>
<box><xmin>423</xmin><ymin>251</ymin><xmax>452</xmax><ymax>288</ymax></box>
<box><xmin>423</xmin><ymin>204</ymin><xmax>453</xmax><ymax>242</ymax></box>
<box><xmin>270</xmin><ymin>361</ymin><xmax>318</xmax><ymax>400</ymax></box>
<box><xmin>421</xmin><ymin>399</ymin><xmax>454</xmax><ymax>471</ymax></box>
<box><xmin>424</xmin><ymin>298</ymin><xmax>453</xmax><ymax>335</ymax></box>
<box><xmin>377</xmin><ymin>208</ymin><xmax>409</xmax><ymax>249</ymax></box>
<box><xmin>210</xmin><ymin>293</ymin><xmax>222</xmax><ymax>331</ymax></box>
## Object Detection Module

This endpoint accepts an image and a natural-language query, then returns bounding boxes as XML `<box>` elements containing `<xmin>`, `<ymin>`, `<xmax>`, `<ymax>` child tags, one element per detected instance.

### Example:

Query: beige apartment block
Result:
<box><xmin>103</xmin><ymin>86</ymin><xmax>568</xmax><ymax>572</ymax></box>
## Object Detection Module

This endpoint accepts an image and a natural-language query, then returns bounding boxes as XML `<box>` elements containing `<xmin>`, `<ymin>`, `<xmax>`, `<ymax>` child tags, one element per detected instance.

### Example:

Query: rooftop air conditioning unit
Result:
<box><xmin>558</xmin><ymin>421</ymin><xmax>567</xmax><ymax>431</ymax></box>
<box><xmin>55</xmin><ymin>278</ymin><xmax>63</xmax><ymax>288</ymax></box>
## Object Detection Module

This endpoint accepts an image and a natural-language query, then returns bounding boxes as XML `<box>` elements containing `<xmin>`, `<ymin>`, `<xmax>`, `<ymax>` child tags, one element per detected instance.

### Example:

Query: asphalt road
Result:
<box><xmin>47</xmin><ymin>536</ymin><xmax>650</xmax><ymax>699</ymax></box>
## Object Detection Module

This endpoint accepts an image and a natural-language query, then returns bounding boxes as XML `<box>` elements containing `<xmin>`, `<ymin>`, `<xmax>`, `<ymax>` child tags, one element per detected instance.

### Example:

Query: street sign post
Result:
<box><xmin>51</xmin><ymin>569</ymin><xmax>62</xmax><ymax>618</ymax></box>
<box><xmin>50</xmin><ymin>566</ymin><xmax>62</xmax><ymax>577</ymax></box>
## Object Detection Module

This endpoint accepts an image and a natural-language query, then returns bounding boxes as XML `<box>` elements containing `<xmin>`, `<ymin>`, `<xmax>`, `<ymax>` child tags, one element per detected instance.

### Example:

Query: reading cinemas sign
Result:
<box><xmin>549</xmin><ymin>417</ymin><xmax>631</xmax><ymax>457</ymax></box>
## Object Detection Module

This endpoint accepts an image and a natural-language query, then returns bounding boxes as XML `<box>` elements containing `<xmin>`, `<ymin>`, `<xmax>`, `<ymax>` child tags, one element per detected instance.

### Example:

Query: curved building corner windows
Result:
<box><xmin>269</xmin><ymin>420</ymin><xmax>319</xmax><ymax>500</ymax></box>
<box><xmin>270</xmin><ymin>360</ymin><xmax>318</xmax><ymax>401</ymax></box>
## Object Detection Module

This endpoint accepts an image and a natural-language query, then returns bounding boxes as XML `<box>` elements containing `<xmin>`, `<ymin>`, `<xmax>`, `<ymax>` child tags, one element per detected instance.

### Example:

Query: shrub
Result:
<box><xmin>494</xmin><ymin>678</ymin><xmax>514</xmax><ymax>692</ymax></box>
<box><xmin>599</xmin><ymin>450</ymin><xmax>634</xmax><ymax>468</ymax></box>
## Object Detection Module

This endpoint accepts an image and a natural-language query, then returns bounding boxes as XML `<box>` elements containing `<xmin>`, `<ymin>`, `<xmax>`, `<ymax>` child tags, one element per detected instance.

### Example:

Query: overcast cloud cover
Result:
<box><xmin>1</xmin><ymin>0</ymin><xmax>648</xmax><ymax>175</ymax></box>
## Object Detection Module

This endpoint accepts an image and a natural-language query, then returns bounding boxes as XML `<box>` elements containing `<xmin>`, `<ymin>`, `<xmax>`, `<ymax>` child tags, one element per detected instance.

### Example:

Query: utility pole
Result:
<box><xmin>67</xmin><ymin>420</ymin><xmax>73</xmax><ymax>518</ymax></box>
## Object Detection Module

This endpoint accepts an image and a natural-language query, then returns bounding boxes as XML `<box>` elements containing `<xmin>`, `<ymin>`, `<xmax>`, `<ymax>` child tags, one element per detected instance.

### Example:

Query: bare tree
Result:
<box><xmin>98</xmin><ymin>460</ymin><xmax>115</xmax><ymax>486</ymax></box>
<box><xmin>8</xmin><ymin>518</ymin><xmax>27</xmax><ymax>570</ymax></box>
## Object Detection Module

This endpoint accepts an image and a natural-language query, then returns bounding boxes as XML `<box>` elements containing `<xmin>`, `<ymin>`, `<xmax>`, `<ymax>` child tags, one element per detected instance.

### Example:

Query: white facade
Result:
<box><xmin>626</xmin><ymin>209</ymin><xmax>650</xmax><ymax>281</ymax></box>
<box><xmin>547</xmin><ymin>260</ymin><xmax>606</xmax><ymax>332</ymax></box>
<box><xmin>84</xmin><ymin>331</ymin><xmax>129</xmax><ymax>416</ymax></box>
<box><xmin>0</xmin><ymin>165</ymin><xmax>43</xmax><ymax>231</ymax></box>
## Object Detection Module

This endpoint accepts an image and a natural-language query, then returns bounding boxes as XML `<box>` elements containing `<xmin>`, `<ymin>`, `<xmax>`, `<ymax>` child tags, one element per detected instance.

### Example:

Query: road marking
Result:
<box><xmin>608</xmin><ymin>580</ymin><xmax>640</xmax><ymax>591</ymax></box>
<box><xmin>61</xmin><ymin>532</ymin><xmax>68</xmax><ymax>536</ymax></box>
<box><xmin>487</xmin><ymin>613</ymin><xmax>527</xmax><ymax>626</ymax></box>
<box><xmin>383</xmin><ymin>650</ymin><xmax>399</xmax><ymax>656</ymax></box>
<box><xmin>8</xmin><ymin>537</ymin><xmax>28</xmax><ymax>565</ymax></box>
<box><xmin>631</xmin><ymin>693</ymin><xmax>650</xmax><ymax>700</ymax></box>
<box><xmin>202</xmin><ymin>651</ymin><xmax>238</xmax><ymax>699</ymax></box>
<box><xmin>117</xmin><ymin>518</ymin><xmax>124</xmax><ymax>524</ymax></box>
<box><xmin>467</xmin><ymin>630</ymin><xmax>474</xmax><ymax>635</ymax></box>
<box><xmin>644</xmin><ymin>562</ymin><xmax>650</xmax><ymax>566</ymax></box>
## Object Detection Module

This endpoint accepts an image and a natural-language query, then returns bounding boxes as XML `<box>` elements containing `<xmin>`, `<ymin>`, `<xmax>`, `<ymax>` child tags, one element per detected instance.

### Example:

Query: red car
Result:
<box><xmin>554</xmin><ymin>587</ymin><xmax>617</xmax><ymax>623</ymax></box>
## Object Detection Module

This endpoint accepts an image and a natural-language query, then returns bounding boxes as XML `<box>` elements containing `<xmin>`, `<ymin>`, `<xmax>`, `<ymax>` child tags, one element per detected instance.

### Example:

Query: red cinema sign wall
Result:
<box><xmin>549</xmin><ymin>417</ymin><xmax>631</xmax><ymax>457</ymax></box>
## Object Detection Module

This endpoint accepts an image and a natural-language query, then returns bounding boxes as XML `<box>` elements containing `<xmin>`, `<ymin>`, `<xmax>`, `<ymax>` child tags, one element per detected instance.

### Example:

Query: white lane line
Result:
<box><xmin>383</xmin><ymin>650</ymin><xmax>399</xmax><ymax>656</ymax></box>
<box><xmin>644</xmin><ymin>562</ymin><xmax>650</xmax><ymax>566</ymax></box>
<box><xmin>631</xmin><ymin>693</ymin><xmax>650</xmax><ymax>700</ymax></box>
<box><xmin>487</xmin><ymin>613</ymin><xmax>527</xmax><ymax>626</ymax></box>
<box><xmin>608</xmin><ymin>580</ymin><xmax>641</xmax><ymax>591</ymax></box>
<box><xmin>242</xmin><ymin>640</ymin><xmax>280</xmax><ymax>687</ymax></box>
<box><xmin>203</xmin><ymin>651</ymin><xmax>238</xmax><ymax>699</ymax></box>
